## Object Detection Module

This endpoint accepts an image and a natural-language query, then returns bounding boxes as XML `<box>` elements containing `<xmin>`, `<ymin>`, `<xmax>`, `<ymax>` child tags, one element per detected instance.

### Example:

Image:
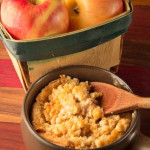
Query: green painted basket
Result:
<box><xmin>0</xmin><ymin>0</ymin><xmax>133</xmax><ymax>62</ymax></box>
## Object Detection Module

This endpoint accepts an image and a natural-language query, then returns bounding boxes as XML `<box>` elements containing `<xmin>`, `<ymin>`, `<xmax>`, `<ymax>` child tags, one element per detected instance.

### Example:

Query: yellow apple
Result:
<box><xmin>65</xmin><ymin>0</ymin><xmax>124</xmax><ymax>31</ymax></box>
<box><xmin>1</xmin><ymin>0</ymin><xmax>69</xmax><ymax>40</ymax></box>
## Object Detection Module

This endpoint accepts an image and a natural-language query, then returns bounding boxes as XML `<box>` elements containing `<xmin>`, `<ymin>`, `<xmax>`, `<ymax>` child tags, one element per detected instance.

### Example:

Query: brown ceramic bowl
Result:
<box><xmin>21</xmin><ymin>65</ymin><xmax>140</xmax><ymax>150</ymax></box>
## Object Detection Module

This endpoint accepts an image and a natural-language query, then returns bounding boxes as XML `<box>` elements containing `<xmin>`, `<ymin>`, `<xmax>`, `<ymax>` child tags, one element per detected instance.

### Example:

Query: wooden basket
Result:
<box><xmin>0</xmin><ymin>0</ymin><xmax>132</xmax><ymax>91</ymax></box>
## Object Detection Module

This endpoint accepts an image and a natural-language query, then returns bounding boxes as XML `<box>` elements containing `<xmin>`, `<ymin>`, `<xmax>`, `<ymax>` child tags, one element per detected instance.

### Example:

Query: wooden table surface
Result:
<box><xmin>0</xmin><ymin>0</ymin><xmax>150</xmax><ymax>150</ymax></box>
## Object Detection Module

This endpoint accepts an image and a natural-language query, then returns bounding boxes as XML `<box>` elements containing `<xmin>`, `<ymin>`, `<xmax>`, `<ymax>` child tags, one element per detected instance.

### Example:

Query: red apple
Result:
<box><xmin>1</xmin><ymin>0</ymin><xmax>69</xmax><ymax>40</ymax></box>
<box><xmin>65</xmin><ymin>0</ymin><xmax>124</xmax><ymax>31</ymax></box>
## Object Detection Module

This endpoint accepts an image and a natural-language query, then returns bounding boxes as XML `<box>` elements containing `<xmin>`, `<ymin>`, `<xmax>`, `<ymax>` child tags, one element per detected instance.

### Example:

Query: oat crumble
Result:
<box><xmin>31</xmin><ymin>75</ymin><xmax>132</xmax><ymax>149</ymax></box>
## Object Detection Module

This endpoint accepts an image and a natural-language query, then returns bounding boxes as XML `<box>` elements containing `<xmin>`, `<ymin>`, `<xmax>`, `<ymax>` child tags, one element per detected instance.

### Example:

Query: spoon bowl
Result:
<box><xmin>91</xmin><ymin>82</ymin><xmax>150</xmax><ymax>115</ymax></box>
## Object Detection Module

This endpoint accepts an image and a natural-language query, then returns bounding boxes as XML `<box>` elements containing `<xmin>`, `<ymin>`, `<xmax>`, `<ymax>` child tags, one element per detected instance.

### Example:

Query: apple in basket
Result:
<box><xmin>0</xmin><ymin>0</ymin><xmax>69</xmax><ymax>40</ymax></box>
<box><xmin>65</xmin><ymin>0</ymin><xmax>124</xmax><ymax>31</ymax></box>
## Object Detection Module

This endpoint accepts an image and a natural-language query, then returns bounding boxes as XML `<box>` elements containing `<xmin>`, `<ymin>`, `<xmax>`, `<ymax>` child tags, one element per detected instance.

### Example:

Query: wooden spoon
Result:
<box><xmin>91</xmin><ymin>82</ymin><xmax>150</xmax><ymax>115</ymax></box>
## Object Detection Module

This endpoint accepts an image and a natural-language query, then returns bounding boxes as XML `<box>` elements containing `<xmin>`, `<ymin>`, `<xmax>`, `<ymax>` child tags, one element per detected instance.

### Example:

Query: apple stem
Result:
<box><xmin>74</xmin><ymin>6</ymin><xmax>79</xmax><ymax>14</ymax></box>
<box><xmin>29</xmin><ymin>0</ymin><xmax>42</xmax><ymax>5</ymax></box>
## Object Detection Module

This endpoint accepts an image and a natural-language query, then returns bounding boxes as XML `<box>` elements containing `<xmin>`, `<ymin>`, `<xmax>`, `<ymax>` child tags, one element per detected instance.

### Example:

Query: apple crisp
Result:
<box><xmin>31</xmin><ymin>75</ymin><xmax>132</xmax><ymax>149</ymax></box>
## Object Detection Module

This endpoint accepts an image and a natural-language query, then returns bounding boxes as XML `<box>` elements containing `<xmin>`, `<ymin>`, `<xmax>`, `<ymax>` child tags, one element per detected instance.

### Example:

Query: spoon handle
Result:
<box><xmin>137</xmin><ymin>97</ymin><xmax>150</xmax><ymax>109</ymax></box>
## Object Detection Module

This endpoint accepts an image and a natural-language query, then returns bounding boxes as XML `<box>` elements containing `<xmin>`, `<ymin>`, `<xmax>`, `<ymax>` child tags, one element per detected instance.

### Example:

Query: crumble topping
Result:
<box><xmin>31</xmin><ymin>75</ymin><xmax>131</xmax><ymax>149</ymax></box>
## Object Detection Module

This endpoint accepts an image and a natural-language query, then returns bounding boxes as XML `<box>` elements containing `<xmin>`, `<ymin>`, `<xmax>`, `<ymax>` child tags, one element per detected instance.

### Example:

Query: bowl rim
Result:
<box><xmin>22</xmin><ymin>65</ymin><xmax>139</xmax><ymax>150</ymax></box>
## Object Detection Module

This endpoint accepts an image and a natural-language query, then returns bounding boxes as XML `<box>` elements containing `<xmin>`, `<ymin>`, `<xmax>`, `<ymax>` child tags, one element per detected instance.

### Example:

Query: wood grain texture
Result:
<box><xmin>121</xmin><ymin>40</ymin><xmax>150</xmax><ymax>67</ymax></box>
<box><xmin>125</xmin><ymin>5</ymin><xmax>150</xmax><ymax>41</ymax></box>
<box><xmin>121</xmin><ymin>5</ymin><xmax>150</xmax><ymax>67</ymax></box>
<box><xmin>0</xmin><ymin>59</ymin><xmax>22</xmax><ymax>87</ymax></box>
<box><xmin>131</xmin><ymin>0</ymin><xmax>150</xmax><ymax>6</ymax></box>
<box><xmin>0</xmin><ymin>87</ymin><xmax>25</xmax><ymax>123</ymax></box>
<box><xmin>0</xmin><ymin>42</ymin><xmax>9</xmax><ymax>59</ymax></box>
<box><xmin>0</xmin><ymin>122</ymin><xmax>26</xmax><ymax>150</ymax></box>
<box><xmin>0</xmin><ymin>0</ymin><xmax>150</xmax><ymax>150</ymax></box>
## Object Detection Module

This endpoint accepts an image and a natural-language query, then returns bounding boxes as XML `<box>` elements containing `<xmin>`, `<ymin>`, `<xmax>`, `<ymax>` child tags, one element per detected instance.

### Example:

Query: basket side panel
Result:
<box><xmin>27</xmin><ymin>36</ymin><xmax>122</xmax><ymax>83</ymax></box>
